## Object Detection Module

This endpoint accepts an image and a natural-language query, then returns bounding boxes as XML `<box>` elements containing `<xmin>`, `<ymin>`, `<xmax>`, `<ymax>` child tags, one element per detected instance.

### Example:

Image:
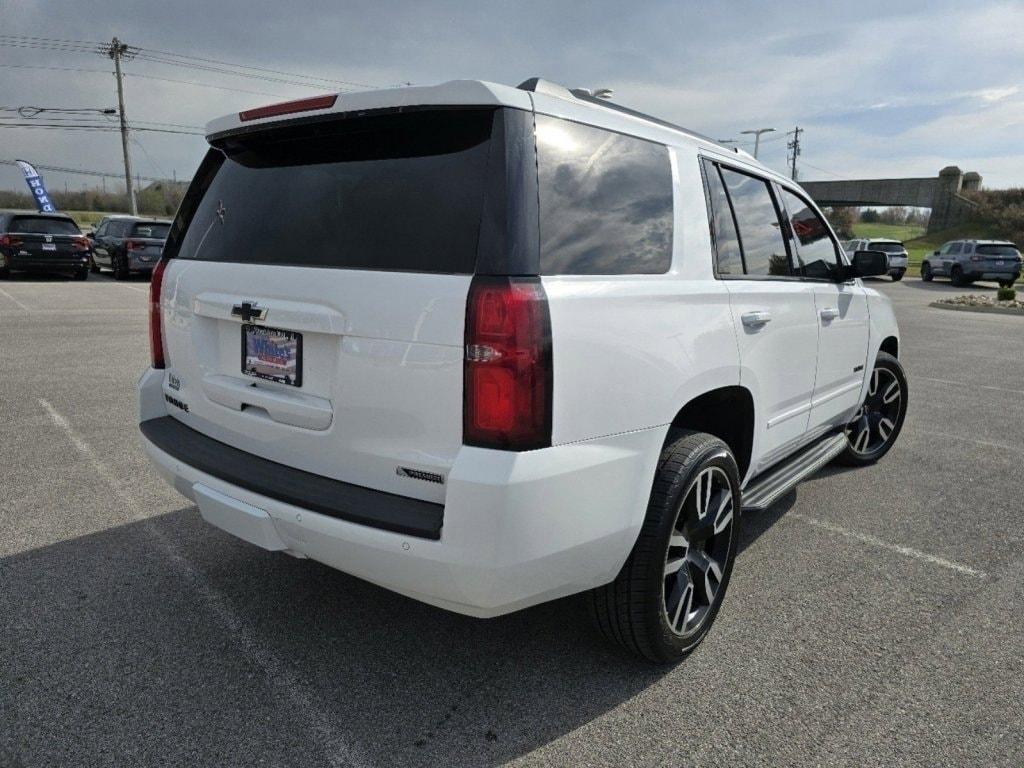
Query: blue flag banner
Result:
<box><xmin>15</xmin><ymin>159</ymin><xmax>57</xmax><ymax>213</ymax></box>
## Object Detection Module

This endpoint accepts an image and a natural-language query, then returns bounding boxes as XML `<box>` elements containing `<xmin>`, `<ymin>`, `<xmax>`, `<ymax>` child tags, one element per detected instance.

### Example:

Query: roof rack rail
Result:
<box><xmin>517</xmin><ymin>76</ymin><xmax>738</xmax><ymax>153</ymax></box>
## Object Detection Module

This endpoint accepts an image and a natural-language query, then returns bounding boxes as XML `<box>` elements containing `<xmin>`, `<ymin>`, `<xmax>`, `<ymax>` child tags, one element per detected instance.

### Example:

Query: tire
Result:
<box><xmin>921</xmin><ymin>262</ymin><xmax>933</xmax><ymax>282</ymax></box>
<box><xmin>835</xmin><ymin>351</ymin><xmax>907</xmax><ymax>467</ymax></box>
<box><xmin>950</xmin><ymin>265</ymin><xmax>965</xmax><ymax>287</ymax></box>
<box><xmin>113</xmin><ymin>253</ymin><xmax>129</xmax><ymax>280</ymax></box>
<box><xmin>891</xmin><ymin>269</ymin><xmax>904</xmax><ymax>282</ymax></box>
<box><xmin>588</xmin><ymin>430</ymin><xmax>741</xmax><ymax>663</ymax></box>
<box><xmin>73</xmin><ymin>268</ymin><xmax>89</xmax><ymax>281</ymax></box>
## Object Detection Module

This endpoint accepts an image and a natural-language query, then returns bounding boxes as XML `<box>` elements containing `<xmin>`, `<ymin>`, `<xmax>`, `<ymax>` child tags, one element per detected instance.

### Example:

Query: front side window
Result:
<box><xmin>718</xmin><ymin>167</ymin><xmax>791</xmax><ymax>276</ymax></box>
<box><xmin>536</xmin><ymin>115</ymin><xmax>673</xmax><ymax>275</ymax></box>
<box><xmin>780</xmin><ymin>188</ymin><xmax>839</xmax><ymax>279</ymax></box>
<box><xmin>702</xmin><ymin>160</ymin><xmax>743</xmax><ymax>275</ymax></box>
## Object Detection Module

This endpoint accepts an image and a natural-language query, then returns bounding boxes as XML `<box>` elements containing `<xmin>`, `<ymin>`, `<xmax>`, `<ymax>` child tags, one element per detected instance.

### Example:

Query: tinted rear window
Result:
<box><xmin>176</xmin><ymin>109</ymin><xmax>496</xmax><ymax>273</ymax></box>
<box><xmin>536</xmin><ymin>115</ymin><xmax>672</xmax><ymax>274</ymax></box>
<box><xmin>976</xmin><ymin>244</ymin><xmax>1019</xmax><ymax>256</ymax></box>
<box><xmin>132</xmin><ymin>222</ymin><xmax>170</xmax><ymax>239</ymax></box>
<box><xmin>9</xmin><ymin>216</ymin><xmax>80</xmax><ymax>235</ymax></box>
<box><xmin>869</xmin><ymin>242</ymin><xmax>905</xmax><ymax>253</ymax></box>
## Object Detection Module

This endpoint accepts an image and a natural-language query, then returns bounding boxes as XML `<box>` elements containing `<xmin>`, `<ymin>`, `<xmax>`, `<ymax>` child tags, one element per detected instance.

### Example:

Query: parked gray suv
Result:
<box><xmin>921</xmin><ymin>240</ymin><xmax>1021</xmax><ymax>287</ymax></box>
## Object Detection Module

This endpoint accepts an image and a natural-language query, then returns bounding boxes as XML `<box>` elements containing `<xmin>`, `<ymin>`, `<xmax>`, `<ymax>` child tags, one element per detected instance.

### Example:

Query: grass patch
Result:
<box><xmin>851</xmin><ymin>222</ymin><xmax>926</xmax><ymax>242</ymax></box>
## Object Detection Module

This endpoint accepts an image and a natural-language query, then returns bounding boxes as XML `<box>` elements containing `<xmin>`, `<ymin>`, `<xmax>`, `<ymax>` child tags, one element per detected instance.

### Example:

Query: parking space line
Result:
<box><xmin>0</xmin><ymin>286</ymin><xmax>33</xmax><ymax>311</ymax></box>
<box><xmin>917</xmin><ymin>430</ymin><xmax>1024</xmax><ymax>455</ymax></box>
<box><xmin>789</xmin><ymin>512</ymin><xmax>986</xmax><ymax>578</ymax></box>
<box><xmin>915</xmin><ymin>375</ymin><xmax>1024</xmax><ymax>397</ymax></box>
<box><xmin>37</xmin><ymin>398</ymin><xmax>367</xmax><ymax>768</ymax></box>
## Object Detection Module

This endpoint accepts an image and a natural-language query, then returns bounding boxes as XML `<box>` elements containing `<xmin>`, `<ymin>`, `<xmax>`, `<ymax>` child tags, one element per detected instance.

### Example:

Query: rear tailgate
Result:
<box><xmin>157</xmin><ymin>107</ymin><xmax>504</xmax><ymax>504</ymax></box>
<box><xmin>8</xmin><ymin>216</ymin><xmax>84</xmax><ymax>262</ymax></box>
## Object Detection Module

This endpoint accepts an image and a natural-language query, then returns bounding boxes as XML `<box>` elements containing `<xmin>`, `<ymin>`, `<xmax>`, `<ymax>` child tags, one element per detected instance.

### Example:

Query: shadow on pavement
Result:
<box><xmin>0</xmin><ymin>507</ymin><xmax>672</xmax><ymax>767</ymax></box>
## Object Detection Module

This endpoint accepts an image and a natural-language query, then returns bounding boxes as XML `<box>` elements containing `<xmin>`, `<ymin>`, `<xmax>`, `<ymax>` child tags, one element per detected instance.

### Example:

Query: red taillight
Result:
<box><xmin>239</xmin><ymin>94</ymin><xmax>338</xmax><ymax>122</ymax></box>
<box><xmin>0</xmin><ymin>234</ymin><xmax>22</xmax><ymax>247</ymax></box>
<box><xmin>72</xmin><ymin>236</ymin><xmax>89</xmax><ymax>251</ymax></box>
<box><xmin>149</xmin><ymin>258</ymin><xmax>168</xmax><ymax>369</ymax></box>
<box><xmin>970</xmin><ymin>254</ymin><xmax>983</xmax><ymax>262</ymax></box>
<box><xmin>463</xmin><ymin>276</ymin><xmax>552</xmax><ymax>451</ymax></box>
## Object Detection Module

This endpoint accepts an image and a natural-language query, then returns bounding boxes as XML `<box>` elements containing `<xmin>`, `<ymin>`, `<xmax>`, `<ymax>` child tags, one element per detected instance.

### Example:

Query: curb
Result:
<box><xmin>929</xmin><ymin>301</ymin><xmax>1024</xmax><ymax>316</ymax></box>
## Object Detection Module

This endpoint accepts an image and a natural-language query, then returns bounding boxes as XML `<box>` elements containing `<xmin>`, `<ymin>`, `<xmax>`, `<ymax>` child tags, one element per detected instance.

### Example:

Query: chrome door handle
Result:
<box><xmin>820</xmin><ymin>307</ymin><xmax>840</xmax><ymax>321</ymax></box>
<box><xmin>741</xmin><ymin>310</ymin><xmax>772</xmax><ymax>328</ymax></box>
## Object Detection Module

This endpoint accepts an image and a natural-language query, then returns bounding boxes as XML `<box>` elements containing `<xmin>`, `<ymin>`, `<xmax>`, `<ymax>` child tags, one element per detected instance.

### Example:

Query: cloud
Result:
<box><xmin>1</xmin><ymin>0</ymin><xmax>1023</xmax><ymax>194</ymax></box>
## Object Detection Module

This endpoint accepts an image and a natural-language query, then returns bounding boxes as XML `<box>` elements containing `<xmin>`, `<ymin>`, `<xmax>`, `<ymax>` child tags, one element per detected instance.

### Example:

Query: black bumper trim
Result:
<box><xmin>140</xmin><ymin>416</ymin><xmax>444</xmax><ymax>540</ymax></box>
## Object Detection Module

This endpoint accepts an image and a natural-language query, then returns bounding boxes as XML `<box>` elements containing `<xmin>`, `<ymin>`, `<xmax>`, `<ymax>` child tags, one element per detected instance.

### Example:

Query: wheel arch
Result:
<box><xmin>880</xmin><ymin>336</ymin><xmax>898</xmax><ymax>358</ymax></box>
<box><xmin>667</xmin><ymin>385</ymin><xmax>754</xmax><ymax>480</ymax></box>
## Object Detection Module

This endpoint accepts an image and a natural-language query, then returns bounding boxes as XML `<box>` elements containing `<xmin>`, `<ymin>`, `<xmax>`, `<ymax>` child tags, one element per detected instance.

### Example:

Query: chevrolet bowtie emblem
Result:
<box><xmin>231</xmin><ymin>301</ymin><xmax>267</xmax><ymax>323</ymax></box>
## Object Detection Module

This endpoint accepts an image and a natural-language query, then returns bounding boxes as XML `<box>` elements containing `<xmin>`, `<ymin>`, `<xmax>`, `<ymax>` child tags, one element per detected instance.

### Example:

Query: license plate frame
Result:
<box><xmin>241</xmin><ymin>324</ymin><xmax>302</xmax><ymax>387</ymax></box>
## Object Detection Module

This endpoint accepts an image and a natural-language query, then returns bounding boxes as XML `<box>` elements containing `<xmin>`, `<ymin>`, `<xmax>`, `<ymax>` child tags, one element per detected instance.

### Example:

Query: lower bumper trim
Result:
<box><xmin>140</xmin><ymin>416</ymin><xmax>444</xmax><ymax>539</ymax></box>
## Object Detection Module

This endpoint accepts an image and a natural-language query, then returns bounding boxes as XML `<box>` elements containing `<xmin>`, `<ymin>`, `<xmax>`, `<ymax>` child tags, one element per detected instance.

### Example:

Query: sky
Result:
<box><xmin>1</xmin><ymin>0</ymin><xmax>1023</xmax><ymax>196</ymax></box>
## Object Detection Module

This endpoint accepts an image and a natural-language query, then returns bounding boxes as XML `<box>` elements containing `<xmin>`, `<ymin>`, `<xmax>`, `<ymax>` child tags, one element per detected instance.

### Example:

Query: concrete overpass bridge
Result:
<box><xmin>801</xmin><ymin>166</ymin><xmax>981</xmax><ymax>233</ymax></box>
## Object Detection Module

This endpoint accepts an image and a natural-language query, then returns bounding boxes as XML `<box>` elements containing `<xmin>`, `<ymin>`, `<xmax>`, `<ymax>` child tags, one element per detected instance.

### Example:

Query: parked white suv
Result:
<box><xmin>138</xmin><ymin>79</ymin><xmax>907</xmax><ymax>662</ymax></box>
<box><xmin>844</xmin><ymin>238</ymin><xmax>909</xmax><ymax>281</ymax></box>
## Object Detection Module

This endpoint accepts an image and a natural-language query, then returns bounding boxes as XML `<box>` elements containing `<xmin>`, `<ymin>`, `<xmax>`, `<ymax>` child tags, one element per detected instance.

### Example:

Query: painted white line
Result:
<box><xmin>37</xmin><ymin>398</ymin><xmax>367</xmax><ymax>768</ymax></box>
<box><xmin>917</xmin><ymin>430</ymin><xmax>1024</xmax><ymax>456</ymax></box>
<box><xmin>916</xmin><ymin>375</ymin><xmax>1024</xmax><ymax>397</ymax></box>
<box><xmin>789</xmin><ymin>512</ymin><xmax>987</xmax><ymax>578</ymax></box>
<box><xmin>0</xmin><ymin>309</ymin><xmax>138</xmax><ymax>316</ymax></box>
<box><xmin>0</xmin><ymin>286</ymin><xmax>33</xmax><ymax>311</ymax></box>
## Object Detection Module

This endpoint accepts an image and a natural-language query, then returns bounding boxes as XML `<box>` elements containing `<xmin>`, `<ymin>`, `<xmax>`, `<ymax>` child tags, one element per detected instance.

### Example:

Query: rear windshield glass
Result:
<box><xmin>176</xmin><ymin>109</ymin><xmax>495</xmax><ymax>273</ymax></box>
<box><xmin>869</xmin><ymin>242</ymin><xmax>905</xmax><ymax>253</ymax></box>
<box><xmin>132</xmin><ymin>222</ymin><xmax>170</xmax><ymax>239</ymax></box>
<box><xmin>536</xmin><ymin>115</ymin><xmax>673</xmax><ymax>275</ymax></box>
<box><xmin>9</xmin><ymin>216</ymin><xmax>80</xmax><ymax>235</ymax></box>
<box><xmin>976</xmin><ymin>244</ymin><xmax>1019</xmax><ymax>256</ymax></box>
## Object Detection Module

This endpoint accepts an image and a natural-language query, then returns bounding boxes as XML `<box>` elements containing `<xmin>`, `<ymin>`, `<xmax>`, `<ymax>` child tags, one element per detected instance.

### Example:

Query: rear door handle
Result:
<box><xmin>820</xmin><ymin>307</ymin><xmax>840</xmax><ymax>321</ymax></box>
<box><xmin>741</xmin><ymin>310</ymin><xmax>772</xmax><ymax>328</ymax></box>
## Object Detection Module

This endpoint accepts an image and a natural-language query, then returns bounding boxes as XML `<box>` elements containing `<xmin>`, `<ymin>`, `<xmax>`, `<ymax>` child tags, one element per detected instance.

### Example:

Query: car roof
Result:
<box><xmin>205</xmin><ymin>77</ymin><xmax>779</xmax><ymax>178</ymax></box>
<box><xmin>1</xmin><ymin>210</ymin><xmax>75</xmax><ymax>219</ymax></box>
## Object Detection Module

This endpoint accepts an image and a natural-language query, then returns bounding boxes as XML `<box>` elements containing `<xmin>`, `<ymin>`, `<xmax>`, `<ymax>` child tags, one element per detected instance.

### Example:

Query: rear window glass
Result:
<box><xmin>176</xmin><ymin>109</ymin><xmax>496</xmax><ymax>273</ymax></box>
<box><xmin>976</xmin><ymin>244</ymin><xmax>1019</xmax><ymax>256</ymax></box>
<box><xmin>869</xmin><ymin>242</ymin><xmax>905</xmax><ymax>253</ymax></box>
<box><xmin>702</xmin><ymin>160</ymin><xmax>743</xmax><ymax>275</ymax></box>
<box><xmin>132</xmin><ymin>222</ymin><xmax>170</xmax><ymax>239</ymax></box>
<box><xmin>9</xmin><ymin>216</ymin><xmax>80</xmax><ymax>235</ymax></box>
<box><xmin>536</xmin><ymin>115</ymin><xmax>672</xmax><ymax>274</ymax></box>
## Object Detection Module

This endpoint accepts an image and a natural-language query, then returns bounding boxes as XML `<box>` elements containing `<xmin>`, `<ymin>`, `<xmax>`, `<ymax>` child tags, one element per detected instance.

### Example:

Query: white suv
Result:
<box><xmin>138</xmin><ymin>79</ymin><xmax>906</xmax><ymax>662</ymax></box>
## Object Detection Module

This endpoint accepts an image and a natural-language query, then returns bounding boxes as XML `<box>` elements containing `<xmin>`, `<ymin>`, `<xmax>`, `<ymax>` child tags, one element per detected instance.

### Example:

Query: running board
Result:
<box><xmin>742</xmin><ymin>432</ymin><xmax>847</xmax><ymax>511</ymax></box>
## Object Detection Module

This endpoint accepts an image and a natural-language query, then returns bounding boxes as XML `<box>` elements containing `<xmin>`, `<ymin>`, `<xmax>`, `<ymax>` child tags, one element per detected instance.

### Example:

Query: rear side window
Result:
<box><xmin>132</xmin><ymin>222</ymin><xmax>170</xmax><ymax>239</ymax></box>
<box><xmin>702</xmin><ymin>161</ymin><xmax>743</xmax><ymax>274</ymax></box>
<box><xmin>779</xmin><ymin>188</ymin><xmax>839</xmax><ymax>279</ymax></box>
<box><xmin>9</xmin><ymin>216</ymin><xmax>80</xmax><ymax>235</ymax></box>
<box><xmin>176</xmin><ymin>109</ymin><xmax>496</xmax><ymax>273</ymax></box>
<box><xmin>536</xmin><ymin>115</ymin><xmax>673</xmax><ymax>274</ymax></box>
<box><xmin>949</xmin><ymin>243</ymin><xmax>963</xmax><ymax>254</ymax></box>
<box><xmin>718</xmin><ymin>167</ymin><xmax>791</xmax><ymax>276</ymax></box>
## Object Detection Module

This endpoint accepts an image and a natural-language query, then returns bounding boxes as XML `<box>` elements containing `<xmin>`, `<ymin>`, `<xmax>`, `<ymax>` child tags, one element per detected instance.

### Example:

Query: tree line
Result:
<box><xmin>0</xmin><ymin>181</ymin><xmax>186</xmax><ymax>216</ymax></box>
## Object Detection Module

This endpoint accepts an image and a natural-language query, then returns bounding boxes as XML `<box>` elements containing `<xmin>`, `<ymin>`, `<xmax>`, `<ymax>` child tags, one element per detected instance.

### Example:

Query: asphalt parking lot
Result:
<box><xmin>1</xmin><ymin>271</ymin><xmax>1022</xmax><ymax>767</ymax></box>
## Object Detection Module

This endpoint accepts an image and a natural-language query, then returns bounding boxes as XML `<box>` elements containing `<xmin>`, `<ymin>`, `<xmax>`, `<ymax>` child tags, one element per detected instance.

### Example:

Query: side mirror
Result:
<box><xmin>932</xmin><ymin>250</ymin><xmax>940</xmax><ymax>256</ymax></box>
<box><xmin>844</xmin><ymin>249</ymin><xmax>889</xmax><ymax>279</ymax></box>
<box><xmin>86</xmin><ymin>231</ymin><xmax>95</xmax><ymax>239</ymax></box>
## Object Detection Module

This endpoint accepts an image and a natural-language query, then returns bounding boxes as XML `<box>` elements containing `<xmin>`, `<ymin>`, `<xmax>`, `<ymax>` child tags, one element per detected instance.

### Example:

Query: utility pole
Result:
<box><xmin>106</xmin><ymin>37</ymin><xmax>137</xmax><ymax>215</ymax></box>
<box><xmin>740</xmin><ymin>127</ymin><xmax>775</xmax><ymax>159</ymax></box>
<box><xmin>787</xmin><ymin>126</ymin><xmax>803</xmax><ymax>181</ymax></box>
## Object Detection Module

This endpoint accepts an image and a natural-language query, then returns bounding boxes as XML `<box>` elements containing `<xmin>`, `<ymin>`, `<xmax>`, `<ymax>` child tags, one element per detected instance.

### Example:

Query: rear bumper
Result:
<box><xmin>966</xmin><ymin>270</ymin><xmax>1020</xmax><ymax>281</ymax></box>
<box><xmin>137</xmin><ymin>367</ymin><xmax>662</xmax><ymax>617</ymax></box>
<box><xmin>128</xmin><ymin>254</ymin><xmax>158</xmax><ymax>271</ymax></box>
<box><xmin>887</xmin><ymin>256</ymin><xmax>908</xmax><ymax>269</ymax></box>
<box><xmin>6</xmin><ymin>253</ymin><xmax>90</xmax><ymax>271</ymax></box>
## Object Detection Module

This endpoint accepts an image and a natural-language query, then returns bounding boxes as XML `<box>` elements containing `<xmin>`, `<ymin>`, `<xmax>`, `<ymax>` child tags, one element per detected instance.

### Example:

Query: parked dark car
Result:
<box><xmin>0</xmin><ymin>211</ymin><xmax>92</xmax><ymax>280</ymax></box>
<box><xmin>89</xmin><ymin>216</ymin><xmax>171</xmax><ymax>279</ymax></box>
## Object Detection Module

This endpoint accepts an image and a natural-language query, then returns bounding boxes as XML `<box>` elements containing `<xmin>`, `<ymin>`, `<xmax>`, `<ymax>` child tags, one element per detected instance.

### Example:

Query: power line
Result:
<box><xmin>0</xmin><ymin>157</ymin><xmax>166</xmax><ymax>183</ymax></box>
<box><xmin>0</xmin><ymin>122</ymin><xmax>202</xmax><ymax>135</ymax></box>
<box><xmin>797</xmin><ymin>159</ymin><xmax>847</xmax><ymax>180</ymax></box>
<box><xmin>122</xmin><ymin>71</ymin><xmax>290</xmax><ymax>99</ymax></box>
